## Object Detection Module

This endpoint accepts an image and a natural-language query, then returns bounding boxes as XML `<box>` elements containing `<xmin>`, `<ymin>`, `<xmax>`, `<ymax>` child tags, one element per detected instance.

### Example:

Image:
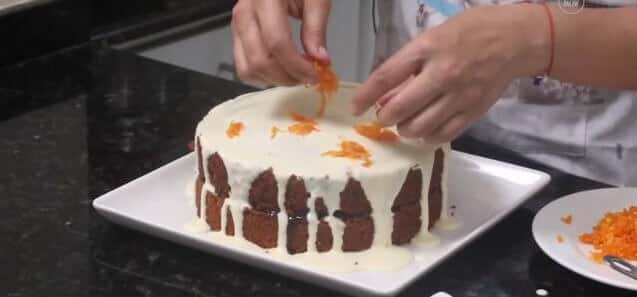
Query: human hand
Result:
<box><xmin>350</xmin><ymin>4</ymin><xmax>549</xmax><ymax>144</ymax></box>
<box><xmin>231</xmin><ymin>0</ymin><xmax>331</xmax><ymax>86</ymax></box>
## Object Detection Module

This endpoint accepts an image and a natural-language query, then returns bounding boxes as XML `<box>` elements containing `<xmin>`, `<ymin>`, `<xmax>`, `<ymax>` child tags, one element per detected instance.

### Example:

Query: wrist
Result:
<box><xmin>508</xmin><ymin>3</ymin><xmax>552</xmax><ymax>77</ymax></box>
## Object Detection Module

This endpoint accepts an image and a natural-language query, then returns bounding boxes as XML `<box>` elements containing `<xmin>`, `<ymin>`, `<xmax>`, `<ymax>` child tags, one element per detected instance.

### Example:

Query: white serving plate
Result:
<box><xmin>93</xmin><ymin>151</ymin><xmax>550</xmax><ymax>297</ymax></box>
<box><xmin>533</xmin><ymin>188</ymin><xmax>637</xmax><ymax>291</ymax></box>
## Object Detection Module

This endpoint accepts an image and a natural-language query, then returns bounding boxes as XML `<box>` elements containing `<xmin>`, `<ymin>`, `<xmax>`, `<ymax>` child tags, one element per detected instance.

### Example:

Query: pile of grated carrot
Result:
<box><xmin>579</xmin><ymin>206</ymin><xmax>637</xmax><ymax>263</ymax></box>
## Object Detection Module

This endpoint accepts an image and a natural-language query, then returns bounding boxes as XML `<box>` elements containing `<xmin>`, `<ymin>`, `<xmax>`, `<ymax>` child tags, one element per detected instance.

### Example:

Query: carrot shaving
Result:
<box><xmin>287</xmin><ymin>111</ymin><xmax>319</xmax><ymax>136</ymax></box>
<box><xmin>226</xmin><ymin>121</ymin><xmax>244</xmax><ymax>138</ymax></box>
<box><xmin>313</xmin><ymin>61</ymin><xmax>338</xmax><ymax>118</ymax></box>
<box><xmin>557</xmin><ymin>235</ymin><xmax>564</xmax><ymax>243</ymax></box>
<box><xmin>579</xmin><ymin>206</ymin><xmax>637</xmax><ymax>263</ymax></box>
<box><xmin>271</xmin><ymin>112</ymin><xmax>319</xmax><ymax>139</ymax></box>
<box><xmin>271</xmin><ymin>126</ymin><xmax>284</xmax><ymax>139</ymax></box>
<box><xmin>354</xmin><ymin>122</ymin><xmax>398</xmax><ymax>143</ymax></box>
<box><xmin>288</xmin><ymin>122</ymin><xmax>319</xmax><ymax>136</ymax></box>
<box><xmin>322</xmin><ymin>140</ymin><xmax>373</xmax><ymax>167</ymax></box>
<box><xmin>561</xmin><ymin>214</ymin><xmax>573</xmax><ymax>225</ymax></box>
<box><xmin>289</xmin><ymin>111</ymin><xmax>316</xmax><ymax>124</ymax></box>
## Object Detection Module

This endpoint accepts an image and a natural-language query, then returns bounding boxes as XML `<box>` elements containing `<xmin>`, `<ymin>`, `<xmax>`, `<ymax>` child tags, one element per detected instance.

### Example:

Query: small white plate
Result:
<box><xmin>93</xmin><ymin>151</ymin><xmax>550</xmax><ymax>297</ymax></box>
<box><xmin>533</xmin><ymin>188</ymin><xmax>637</xmax><ymax>291</ymax></box>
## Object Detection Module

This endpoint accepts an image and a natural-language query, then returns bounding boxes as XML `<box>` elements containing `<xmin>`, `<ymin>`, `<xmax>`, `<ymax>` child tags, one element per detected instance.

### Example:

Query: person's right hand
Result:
<box><xmin>231</xmin><ymin>0</ymin><xmax>331</xmax><ymax>86</ymax></box>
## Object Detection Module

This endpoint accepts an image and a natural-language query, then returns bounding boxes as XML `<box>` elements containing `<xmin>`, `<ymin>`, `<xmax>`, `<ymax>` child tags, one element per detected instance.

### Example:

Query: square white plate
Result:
<box><xmin>93</xmin><ymin>151</ymin><xmax>550</xmax><ymax>297</ymax></box>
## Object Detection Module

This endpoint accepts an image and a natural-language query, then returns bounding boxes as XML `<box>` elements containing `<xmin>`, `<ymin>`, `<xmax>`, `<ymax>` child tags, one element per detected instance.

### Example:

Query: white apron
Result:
<box><xmin>373</xmin><ymin>0</ymin><xmax>637</xmax><ymax>186</ymax></box>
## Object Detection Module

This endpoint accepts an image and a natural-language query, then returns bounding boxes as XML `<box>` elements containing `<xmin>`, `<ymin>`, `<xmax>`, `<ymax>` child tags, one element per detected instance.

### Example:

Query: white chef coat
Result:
<box><xmin>373</xmin><ymin>0</ymin><xmax>637</xmax><ymax>186</ymax></box>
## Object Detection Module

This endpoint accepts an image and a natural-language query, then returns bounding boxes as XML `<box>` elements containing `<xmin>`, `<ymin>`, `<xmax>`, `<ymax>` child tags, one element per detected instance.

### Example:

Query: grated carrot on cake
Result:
<box><xmin>322</xmin><ymin>140</ymin><xmax>373</xmax><ymax>167</ymax></box>
<box><xmin>270</xmin><ymin>126</ymin><xmax>284</xmax><ymax>139</ymax></box>
<box><xmin>226</xmin><ymin>121</ymin><xmax>244</xmax><ymax>138</ymax></box>
<box><xmin>561</xmin><ymin>214</ymin><xmax>573</xmax><ymax>225</ymax></box>
<box><xmin>354</xmin><ymin>122</ymin><xmax>398</xmax><ymax>143</ymax></box>
<box><xmin>287</xmin><ymin>112</ymin><xmax>319</xmax><ymax>136</ymax></box>
<box><xmin>579</xmin><ymin>206</ymin><xmax>637</xmax><ymax>263</ymax></box>
<box><xmin>271</xmin><ymin>112</ymin><xmax>319</xmax><ymax>139</ymax></box>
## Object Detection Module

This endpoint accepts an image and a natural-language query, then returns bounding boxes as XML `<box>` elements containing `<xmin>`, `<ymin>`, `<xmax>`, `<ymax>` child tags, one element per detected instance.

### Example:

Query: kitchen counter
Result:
<box><xmin>1</xmin><ymin>43</ymin><xmax>633</xmax><ymax>297</ymax></box>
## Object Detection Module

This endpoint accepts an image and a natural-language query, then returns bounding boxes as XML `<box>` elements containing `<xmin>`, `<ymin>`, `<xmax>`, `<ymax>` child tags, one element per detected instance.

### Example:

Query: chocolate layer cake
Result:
<box><xmin>192</xmin><ymin>83</ymin><xmax>450</xmax><ymax>254</ymax></box>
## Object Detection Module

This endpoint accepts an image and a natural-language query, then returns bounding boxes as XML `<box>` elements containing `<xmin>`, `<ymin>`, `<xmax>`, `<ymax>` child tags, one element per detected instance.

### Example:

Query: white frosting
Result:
<box><xmin>183</xmin><ymin>221</ymin><xmax>414</xmax><ymax>272</ymax></box>
<box><xmin>191</xmin><ymin>82</ymin><xmax>451</xmax><ymax>265</ymax></box>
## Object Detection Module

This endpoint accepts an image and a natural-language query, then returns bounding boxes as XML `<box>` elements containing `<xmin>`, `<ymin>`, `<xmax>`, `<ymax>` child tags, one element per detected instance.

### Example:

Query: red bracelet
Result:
<box><xmin>541</xmin><ymin>2</ymin><xmax>555</xmax><ymax>77</ymax></box>
<box><xmin>516</xmin><ymin>1</ymin><xmax>555</xmax><ymax>77</ymax></box>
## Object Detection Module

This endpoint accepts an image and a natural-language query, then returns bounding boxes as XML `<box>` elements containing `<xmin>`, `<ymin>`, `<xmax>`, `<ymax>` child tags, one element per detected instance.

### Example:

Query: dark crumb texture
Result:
<box><xmin>392</xmin><ymin>168</ymin><xmax>422</xmax><ymax>211</ymax></box>
<box><xmin>341</xmin><ymin>217</ymin><xmax>374</xmax><ymax>252</ymax></box>
<box><xmin>196</xmin><ymin>137</ymin><xmax>204</xmax><ymax>180</ymax></box>
<box><xmin>338</xmin><ymin>178</ymin><xmax>372</xmax><ymax>217</ymax></box>
<box><xmin>205</xmin><ymin>192</ymin><xmax>225</xmax><ymax>231</ymax></box>
<box><xmin>208</xmin><ymin>153</ymin><xmax>230</xmax><ymax>198</ymax></box>
<box><xmin>243</xmin><ymin>208</ymin><xmax>278</xmax><ymax>248</ymax></box>
<box><xmin>286</xmin><ymin>218</ymin><xmax>308</xmax><ymax>254</ymax></box>
<box><xmin>392</xmin><ymin>204</ymin><xmax>422</xmax><ymax>245</ymax></box>
<box><xmin>316</xmin><ymin>221</ymin><xmax>333</xmax><ymax>252</ymax></box>
<box><xmin>428</xmin><ymin>149</ymin><xmax>444</xmax><ymax>228</ymax></box>
<box><xmin>249</xmin><ymin>169</ymin><xmax>280</xmax><ymax>212</ymax></box>
<box><xmin>314</xmin><ymin>198</ymin><xmax>328</xmax><ymax>220</ymax></box>
<box><xmin>195</xmin><ymin>176</ymin><xmax>204</xmax><ymax>217</ymax></box>
<box><xmin>226</xmin><ymin>206</ymin><xmax>235</xmax><ymax>236</ymax></box>
<box><xmin>391</xmin><ymin>168</ymin><xmax>423</xmax><ymax>245</ymax></box>
<box><xmin>285</xmin><ymin>175</ymin><xmax>310</xmax><ymax>217</ymax></box>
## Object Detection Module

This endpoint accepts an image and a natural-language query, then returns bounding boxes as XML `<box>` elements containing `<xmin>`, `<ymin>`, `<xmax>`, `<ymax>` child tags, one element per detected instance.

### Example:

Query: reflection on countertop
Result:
<box><xmin>0</xmin><ymin>0</ymin><xmax>52</xmax><ymax>16</ymax></box>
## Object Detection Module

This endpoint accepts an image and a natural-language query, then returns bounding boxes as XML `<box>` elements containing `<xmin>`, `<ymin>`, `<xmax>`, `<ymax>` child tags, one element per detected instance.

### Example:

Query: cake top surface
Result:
<box><xmin>196</xmin><ymin>82</ymin><xmax>441</xmax><ymax>180</ymax></box>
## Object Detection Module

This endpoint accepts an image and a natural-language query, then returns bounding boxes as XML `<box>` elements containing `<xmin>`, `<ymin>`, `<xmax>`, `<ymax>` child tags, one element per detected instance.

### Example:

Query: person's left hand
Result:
<box><xmin>350</xmin><ymin>4</ymin><xmax>549</xmax><ymax>144</ymax></box>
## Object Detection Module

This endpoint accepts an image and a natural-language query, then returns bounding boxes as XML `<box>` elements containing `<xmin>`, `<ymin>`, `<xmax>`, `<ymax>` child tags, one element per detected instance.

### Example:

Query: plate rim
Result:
<box><xmin>93</xmin><ymin>150</ymin><xmax>551</xmax><ymax>297</ymax></box>
<box><xmin>532</xmin><ymin>187</ymin><xmax>637</xmax><ymax>292</ymax></box>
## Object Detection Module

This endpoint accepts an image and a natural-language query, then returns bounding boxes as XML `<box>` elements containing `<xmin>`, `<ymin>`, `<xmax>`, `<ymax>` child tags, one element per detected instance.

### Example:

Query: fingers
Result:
<box><xmin>350</xmin><ymin>40</ymin><xmax>428</xmax><ymax>116</ymax></box>
<box><xmin>233</xmin><ymin>15</ymin><xmax>289</xmax><ymax>85</ymax></box>
<box><xmin>255</xmin><ymin>0</ymin><xmax>318</xmax><ymax>83</ymax></box>
<box><xmin>396</xmin><ymin>94</ymin><xmax>457</xmax><ymax>139</ymax></box>
<box><xmin>376</xmin><ymin>75</ymin><xmax>414</xmax><ymax>109</ymax></box>
<box><xmin>231</xmin><ymin>0</ymin><xmax>318</xmax><ymax>85</ymax></box>
<box><xmin>232</xmin><ymin>25</ymin><xmax>259</xmax><ymax>84</ymax></box>
<box><xmin>426</xmin><ymin>113</ymin><xmax>472</xmax><ymax>144</ymax></box>
<box><xmin>376</xmin><ymin>71</ymin><xmax>444</xmax><ymax>126</ymax></box>
<box><xmin>301</xmin><ymin>0</ymin><xmax>331</xmax><ymax>63</ymax></box>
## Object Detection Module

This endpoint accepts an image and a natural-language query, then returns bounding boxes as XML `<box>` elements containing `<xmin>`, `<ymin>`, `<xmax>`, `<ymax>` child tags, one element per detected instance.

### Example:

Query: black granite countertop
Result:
<box><xmin>1</xmin><ymin>43</ymin><xmax>634</xmax><ymax>297</ymax></box>
<box><xmin>1</xmin><ymin>0</ymin><xmax>234</xmax><ymax>66</ymax></box>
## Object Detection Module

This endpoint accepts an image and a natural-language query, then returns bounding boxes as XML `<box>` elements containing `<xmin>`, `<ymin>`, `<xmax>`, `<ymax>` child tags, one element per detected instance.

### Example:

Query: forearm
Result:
<box><xmin>519</xmin><ymin>5</ymin><xmax>637</xmax><ymax>89</ymax></box>
<box><xmin>549</xmin><ymin>6</ymin><xmax>637</xmax><ymax>89</ymax></box>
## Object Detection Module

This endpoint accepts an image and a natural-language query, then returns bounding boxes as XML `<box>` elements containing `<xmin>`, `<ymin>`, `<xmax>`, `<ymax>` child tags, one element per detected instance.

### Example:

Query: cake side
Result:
<box><xmin>194</xmin><ymin>142</ymin><xmax>449</xmax><ymax>254</ymax></box>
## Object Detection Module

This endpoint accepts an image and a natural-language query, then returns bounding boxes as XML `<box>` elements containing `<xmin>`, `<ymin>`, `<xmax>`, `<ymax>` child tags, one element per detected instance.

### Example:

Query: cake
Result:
<box><xmin>192</xmin><ymin>82</ymin><xmax>450</xmax><ymax>255</ymax></box>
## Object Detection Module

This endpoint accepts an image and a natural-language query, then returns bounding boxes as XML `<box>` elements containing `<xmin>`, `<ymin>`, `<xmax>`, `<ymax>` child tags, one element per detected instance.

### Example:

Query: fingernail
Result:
<box><xmin>318</xmin><ymin>46</ymin><xmax>330</xmax><ymax>62</ymax></box>
<box><xmin>374</xmin><ymin>103</ymin><xmax>383</xmax><ymax>119</ymax></box>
